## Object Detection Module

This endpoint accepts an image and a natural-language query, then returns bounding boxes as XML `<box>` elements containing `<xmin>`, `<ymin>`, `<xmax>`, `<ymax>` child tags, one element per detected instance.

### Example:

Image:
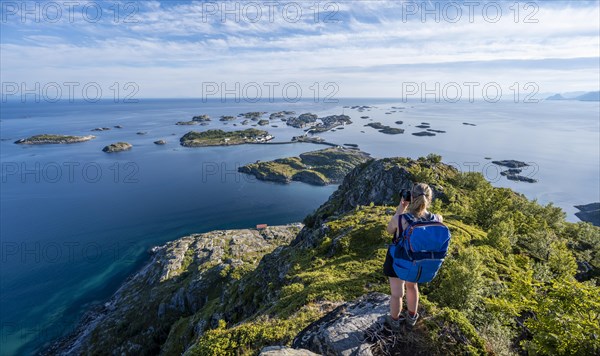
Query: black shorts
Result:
<box><xmin>383</xmin><ymin>247</ymin><xmax>398</xmax><ymax>278</ymax></box>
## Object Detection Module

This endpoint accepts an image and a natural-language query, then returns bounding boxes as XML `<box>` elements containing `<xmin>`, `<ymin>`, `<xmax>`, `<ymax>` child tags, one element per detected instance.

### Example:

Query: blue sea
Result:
<box><xmin>1</xmin><ymin>98</ymin><xmax>598</xmax><ymax>355</ymax></box>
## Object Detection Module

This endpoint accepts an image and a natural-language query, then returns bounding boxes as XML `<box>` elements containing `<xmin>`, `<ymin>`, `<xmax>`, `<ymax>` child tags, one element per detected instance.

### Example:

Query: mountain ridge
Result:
<box><xmin>546</xmin><ymin>90</ymin><xmax>600</xmax><ymax>101</ymax></box>
<box><xmin>45</xmin><ymin>155</ymin><xmax>600</xmax><ymax>355</ymax></box>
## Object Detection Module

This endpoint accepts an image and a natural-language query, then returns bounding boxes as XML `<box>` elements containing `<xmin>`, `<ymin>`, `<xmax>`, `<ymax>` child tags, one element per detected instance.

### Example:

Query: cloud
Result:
<box><xmin>1</xmin><ymin>0</ymin><xmax>598</xmax><ymax>98</ymax></box>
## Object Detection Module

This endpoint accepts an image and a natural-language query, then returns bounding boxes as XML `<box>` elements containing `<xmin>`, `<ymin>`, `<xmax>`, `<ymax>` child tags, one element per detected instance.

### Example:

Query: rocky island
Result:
<box><xmin>575</xmin><ymin>203</ymin><xmax>600</xmax><ymax>226</ymax></box>
<box><xmin>270</xmin><ymin>111</ymin><xmax>295</xmax><ymax>120</ymax></box>
<box><xmin>239</xmin><ymin>112</ymin><xmax>267</xmax><ymax>120</ymax></box>
<box><xmin>493</xmin><ymin>160</ymin><xmax>537</xmax><ymax>183</ymax></box>
<box><xmin>176</xmin><ymin>121</ymin><xmax>199</xmax><ymax>126</ymax></box>
<box><xmin>192</xmin><ymin>114</ymin><xmax>211</xmax><ymax>122</ymax></box>
<box><xmin>364</xmin><ymin>122</ymin><xmax>404</xmax><ymax>135</ymax></box>
<box><xmin>286</xmin><ymin>113</ymin><xmax>318</xmax><ymax>128</ymax></box>
<box><xmin>412</xmin><ymin>131</ymin><xmax>436</xmax><ymax>137</ymax></box>
<box><xmin>492</xmin><ymin>160</ymin><xmax>529</xmax><ymax>168</ymax></box>
<box><xmin>14</xmin><ymin>134</ymin><xmax>96</xmax><ymax>145</ymax></box>
<box><xmin>307</xmin><ymin>115</ymin><xmax>352</xmax><ymax>133</ymax></box>
<box><xmin>102</xmin><ymin>142</ymin><xmax>132</xmax><ymax>153</ymax></box>
<box><xmin>180</xmin><ymin>129</ymin><xmax>273</xmax><ymax>147</ymax></box>
<box><xmin>238</xmin><ymin>147</ymin><xmax>371</xmax><ymax>185</ymax></box>
<box><xmin>285</xmin><ymin>114</ymin><xmax>352</xmax><ymax>133</ymax></box>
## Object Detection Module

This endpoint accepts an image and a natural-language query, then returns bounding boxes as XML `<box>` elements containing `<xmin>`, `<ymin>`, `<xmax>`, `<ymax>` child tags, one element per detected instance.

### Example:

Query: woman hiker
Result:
<box><xmin>383</xmin><ymin>183</ymin><xmax>443</xmax><ymax>330</ymax></box>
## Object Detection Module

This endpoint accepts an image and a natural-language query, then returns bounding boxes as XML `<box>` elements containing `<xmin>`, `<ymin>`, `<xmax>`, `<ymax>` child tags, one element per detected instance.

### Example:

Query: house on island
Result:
<box><xmin>256</xmin><ymin>224</ymin><xmax>268</xmax><ymax>230</ymax></box>
<box><xmin>255</xmin><ymin>135</ymin><xmax>273</xmax><ymax>143</ymax></box>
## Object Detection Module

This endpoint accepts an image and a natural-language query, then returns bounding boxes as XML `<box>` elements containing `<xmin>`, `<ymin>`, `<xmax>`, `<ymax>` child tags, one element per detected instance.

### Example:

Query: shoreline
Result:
<box><xmin>42</xmin><ymin>223</ymin><xmax>304</xmax><ymax>355</ymax></box>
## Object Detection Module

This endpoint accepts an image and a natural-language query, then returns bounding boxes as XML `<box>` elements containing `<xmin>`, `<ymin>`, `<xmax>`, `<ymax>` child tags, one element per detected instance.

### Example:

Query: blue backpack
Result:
<box><xmin>388</xmin><ymin>212</ymin><xmax>451</xmax><ymax>283</ymax></box>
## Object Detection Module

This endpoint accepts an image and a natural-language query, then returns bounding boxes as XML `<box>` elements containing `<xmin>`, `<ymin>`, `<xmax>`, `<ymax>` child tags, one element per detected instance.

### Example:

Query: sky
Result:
<box><xmin>1</xmin><ymin>0</ymin><xmax>599</xmax><ymax>100</ymax></box>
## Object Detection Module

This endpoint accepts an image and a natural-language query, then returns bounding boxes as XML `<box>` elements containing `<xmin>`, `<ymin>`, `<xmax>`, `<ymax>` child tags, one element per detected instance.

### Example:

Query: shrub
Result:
<box><xmin>428</xmin><ymin>247</ymin><xmax>484</xmax><ymax>312</ymax></box>
<box><xmin>524</xmin><ymin>279</ymin><xmax>600</xmax><ymax>355</ymax></box>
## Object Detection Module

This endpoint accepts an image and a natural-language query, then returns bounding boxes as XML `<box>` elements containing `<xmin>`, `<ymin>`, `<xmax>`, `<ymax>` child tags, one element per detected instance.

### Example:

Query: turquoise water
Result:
<box><xmin>1</xmin><ymin>98</ymin><xmax>598</xmax><ymax>355</ymax></box>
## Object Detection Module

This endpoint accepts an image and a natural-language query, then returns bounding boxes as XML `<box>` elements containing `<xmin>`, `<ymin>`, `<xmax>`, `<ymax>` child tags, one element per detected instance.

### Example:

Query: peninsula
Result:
<box><xmin>238</xmin><ymin>147</ymin><xmax>371</xmax><ymax>185</ymax></box>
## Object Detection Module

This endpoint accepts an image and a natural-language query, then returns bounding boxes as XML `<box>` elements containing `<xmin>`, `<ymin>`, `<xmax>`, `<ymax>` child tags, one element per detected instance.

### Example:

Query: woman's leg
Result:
<box><xmin>405</xmin><ymin>282</ymin><xmax>419</xmax><ymax>315</ymax></box>
<box><xmin>389</xmin><ymin>277</ymin><xmax>405</xmax><ymax>319</ymax></box>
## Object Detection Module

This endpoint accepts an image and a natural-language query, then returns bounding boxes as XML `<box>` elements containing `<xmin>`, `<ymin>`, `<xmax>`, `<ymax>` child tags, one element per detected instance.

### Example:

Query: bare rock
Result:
<box><xmin>293</xmin><ymin>293</ymin><xmax>390</xmax><ymax>356</ymax></box>
<box><xmin>260</xmin><ymin>346</ymin><xmax>320</xmax><ymax>356</ymax></box>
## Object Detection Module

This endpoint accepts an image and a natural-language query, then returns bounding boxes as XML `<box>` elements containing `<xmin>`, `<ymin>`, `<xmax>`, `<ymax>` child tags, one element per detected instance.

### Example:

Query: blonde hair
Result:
<box><xmin>407</xmin><ymin>183</ymin><xmax>433</xmax><ymax>218</ymax></box>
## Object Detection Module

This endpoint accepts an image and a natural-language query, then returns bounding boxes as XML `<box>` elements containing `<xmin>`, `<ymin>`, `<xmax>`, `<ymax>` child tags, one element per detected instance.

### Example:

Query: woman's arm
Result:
<box><xmin>386</xmin><ymin>215</ymin><xmax>399</xmax><ymax>235</ymax></box>
<box><xmin>387</xmin><ymin>198</ymin><xmax>409</xmax><ymax>235</ymax></box>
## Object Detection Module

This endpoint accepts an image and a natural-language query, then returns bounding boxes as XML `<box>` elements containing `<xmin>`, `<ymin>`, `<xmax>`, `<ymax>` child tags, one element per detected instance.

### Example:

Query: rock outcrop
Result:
<box><xmin>304</xmin><ymin>157</ymin><xmax>451</xmax><ymax>228</ymax></box>
<box><xmin>293</xmin><ymin>293</ymin><xmax>391</xmax><ymax>355</ymax></box>
<box><xmin>293</xmin><ymin>293</ymin><xmax>483</xmax><ymax>356</ymax></box>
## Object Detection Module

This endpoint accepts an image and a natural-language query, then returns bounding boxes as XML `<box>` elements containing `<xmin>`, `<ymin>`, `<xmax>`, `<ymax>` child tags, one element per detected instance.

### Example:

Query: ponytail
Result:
<box><xmin>407</xmin><ymin>183</ymin><xmax>433</xmax><ymax>218</ymax></box>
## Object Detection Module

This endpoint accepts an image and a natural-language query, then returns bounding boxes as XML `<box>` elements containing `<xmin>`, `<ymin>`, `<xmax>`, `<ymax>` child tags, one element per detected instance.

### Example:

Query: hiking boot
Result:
<box><xmin>385</xmin><ymin>314</ymin><xmax>405</xmax><ymax>332</ymax></box>
<box><xmin>405</xmin><ymin>311</ymin><xmax>419</xmax><ymax>328</ymax></box>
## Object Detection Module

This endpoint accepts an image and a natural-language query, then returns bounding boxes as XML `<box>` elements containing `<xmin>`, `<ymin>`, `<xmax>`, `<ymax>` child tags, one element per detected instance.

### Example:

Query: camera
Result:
<box><xmin>400</xmin><ymin>189</ymin><xmax>412</xmax><ymax>202</ymax></box>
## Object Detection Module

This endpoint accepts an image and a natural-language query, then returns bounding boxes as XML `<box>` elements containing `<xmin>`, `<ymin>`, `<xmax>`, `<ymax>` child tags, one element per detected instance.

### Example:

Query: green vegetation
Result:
<box><xmin>186</xmin><ymin>155</ymin><xmax>599</xmax><ymax>355</ymax></box>
<box><xmin>15</xmin><ymin>134</ymin><xmax>95</xmax><ymax>144</ymax></box>
<box><xmin>69</xmin><ymin>155</ymin><xmax>599</xmax><ymax>355</ymax></box>
<box><xmin>180</xmin><ymin>129</ymin><xmax>271</xmax><ymax>147</ymax></box>
<box><xmin>188</xmin><ymin>307</ymin><xmax>321</xmax><ymax>356</ymax></box>
<box><xmin>238</xmin><ymin>147</ymin><xmax>371</xmax><ymax>185</ymax></box>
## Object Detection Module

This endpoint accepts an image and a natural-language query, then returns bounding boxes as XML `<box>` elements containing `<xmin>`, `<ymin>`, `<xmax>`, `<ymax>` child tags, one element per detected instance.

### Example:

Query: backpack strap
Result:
<box><xmin>401</xmin><ymin>213</ymin><xmax>419</xmax><ymax>238</ymax></box>
<box><xmin>394</xmin><ymin>213</ymin><xmax>411</xmax><ymax>244</ymax></box>
<box><xmin>393</xmin><ymin>214</ymin><xmax>405</xmax><ymax>244</ymax></box>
